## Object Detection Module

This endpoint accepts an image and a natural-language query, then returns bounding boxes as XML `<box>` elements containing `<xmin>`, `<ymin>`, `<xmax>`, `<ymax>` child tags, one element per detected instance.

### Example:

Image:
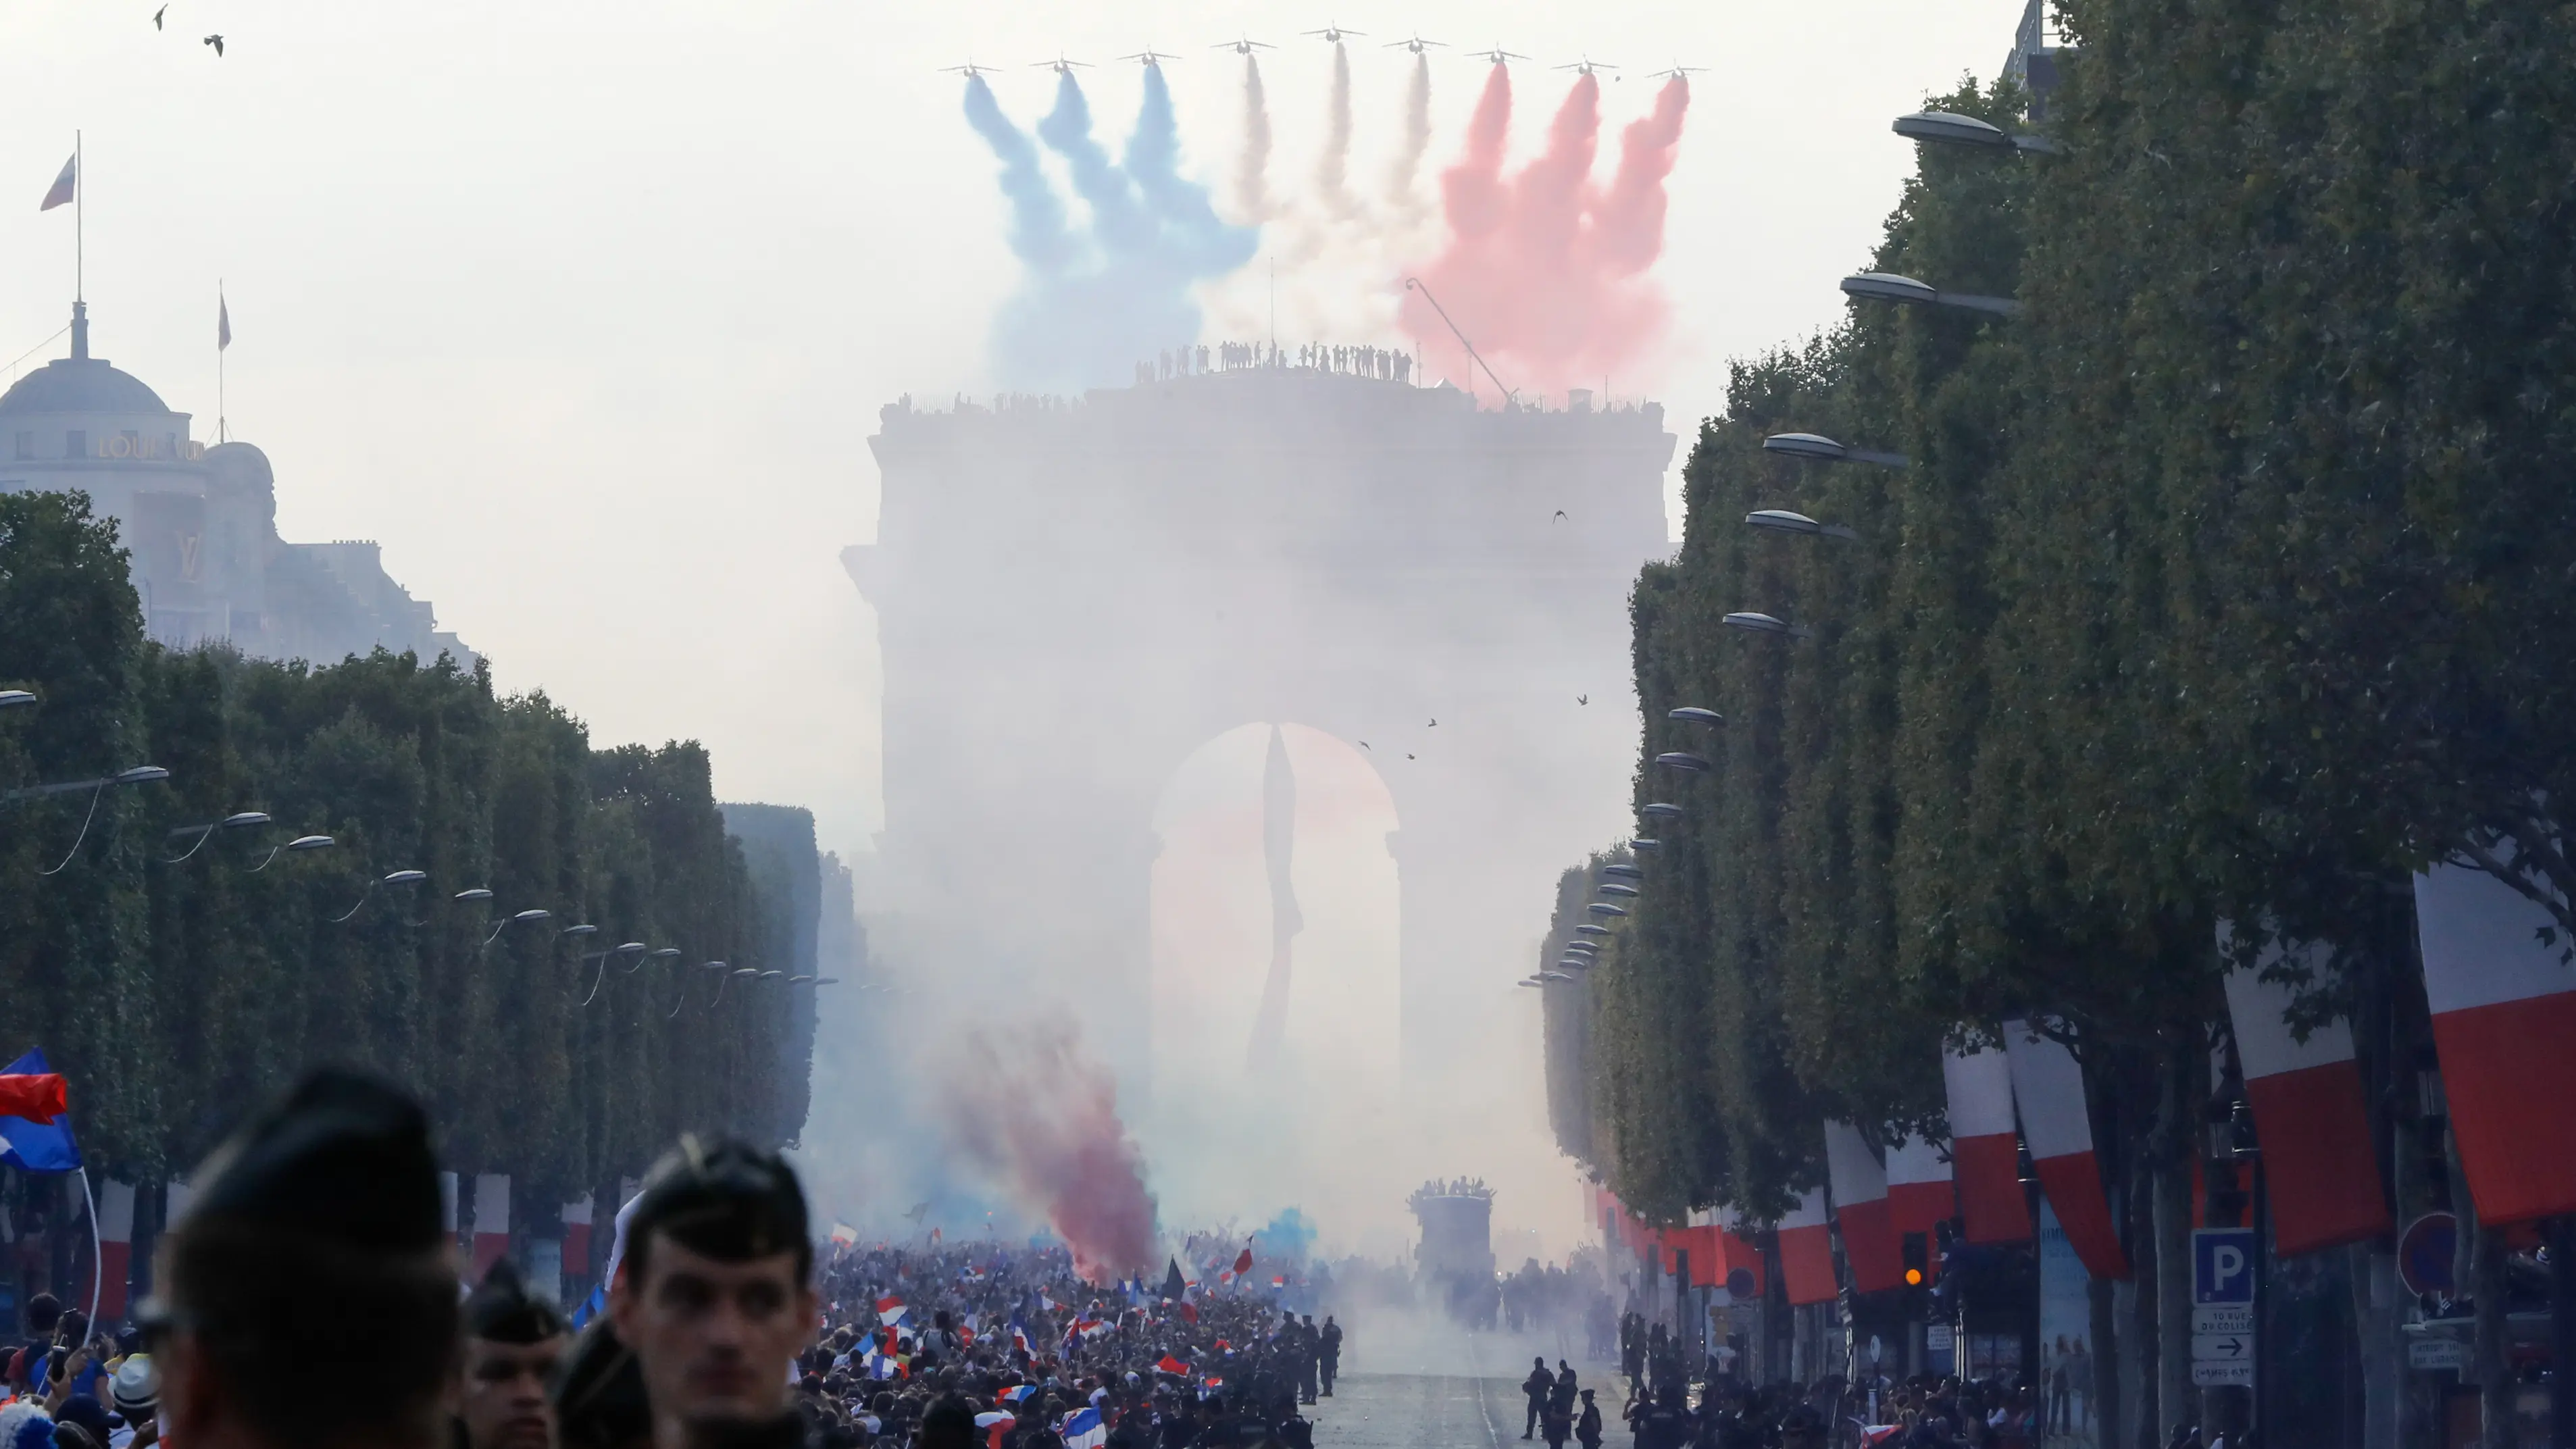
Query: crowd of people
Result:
<box><xmin>0</xmin><ymin>1067</ymin><xmax>1358</xmax><ymax>1449</ymax></box>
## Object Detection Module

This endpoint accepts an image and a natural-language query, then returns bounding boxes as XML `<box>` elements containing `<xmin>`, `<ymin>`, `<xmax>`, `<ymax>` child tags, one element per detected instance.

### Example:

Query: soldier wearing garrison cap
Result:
<box><xmin>457</xmin><ymin>1259</ymin><xmax>570</xmax><ymax>1449</ymax></box>
<box><xmin>143</xmin><ymin>1069</ymin><xmax>458</xmax><ymax>1449</ymax></box>
<box><xmin>607</xmin><ymin>1136</ymin><xmax>821</xmax><ymax>1449</ymax></box>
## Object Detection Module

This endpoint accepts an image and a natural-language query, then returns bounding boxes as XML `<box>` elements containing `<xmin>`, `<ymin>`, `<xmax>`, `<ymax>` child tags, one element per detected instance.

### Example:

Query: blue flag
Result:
<box><xmin>0</xmin><ymin>1050</ymin><xmax>79</xmax><ymax>1172</ymax></box>
<box><xmin>569</xmin><ymin>1282</ymin><xmax>607</xmax><ymax>1330</ymax></box>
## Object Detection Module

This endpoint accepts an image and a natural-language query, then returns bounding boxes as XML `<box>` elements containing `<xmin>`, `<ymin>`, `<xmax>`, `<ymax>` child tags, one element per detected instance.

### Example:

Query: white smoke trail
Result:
<box><xmin>1384</xmin><ymin>49</ymin><xmax>1432</xmax><ymax>221</ymax></box>
<box><xmin>1315</xmin><ymin>41</ymin><xmax>1356</xmax><ymax>218</ymax></box>
<box><xmin>1236</xmin><ymin>53</ymin><xmax>1273</xmax><ymax>222</ymax></box>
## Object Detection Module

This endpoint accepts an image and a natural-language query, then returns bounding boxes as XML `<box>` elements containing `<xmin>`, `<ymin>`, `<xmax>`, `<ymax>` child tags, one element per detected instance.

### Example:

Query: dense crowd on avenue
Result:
<box><xmin>0</xmin><ymin>1066</ymin><xmax>1352</xmax><ymax>1449</ymax></box>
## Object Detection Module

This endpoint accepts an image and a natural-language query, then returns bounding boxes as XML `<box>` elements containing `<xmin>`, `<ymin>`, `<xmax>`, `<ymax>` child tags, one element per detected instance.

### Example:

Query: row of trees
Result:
<box><xmin>1548</xmin><ymin>0</ymin><xmax>2576</xmax><ymax>1441</ymax></box>
<box><xmin>0</xmin><ymin>489</ymin><xmax>814</xmax><ymax>1211</ymax></box>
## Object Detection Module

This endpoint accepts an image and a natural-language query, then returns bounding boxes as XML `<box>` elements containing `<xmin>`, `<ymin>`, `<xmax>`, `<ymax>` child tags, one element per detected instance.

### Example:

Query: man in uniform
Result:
<box><xmin>147</xmin><ymin>1069</ymin><xmax>459</xmax><ymax>1449</ymax></box>
<box><xmin>1521</xmin><ymin>1356</ymin><xmax>1555</xmax><ymax>1440</ymax></box>
<box><xmin>1317</xmin><ymin>1317</ymin><xmax>1340</xmax><ymax>1398</ymax></box>
<box><xmin>608</xmin><ymin>1136</ymin><xmax>820</xmax><ymax>1449</ymax></box>
<box><xmin>458</xmin><ymin>1260</ymin><xmax>572</xmax><ymax>1449</ymax></box>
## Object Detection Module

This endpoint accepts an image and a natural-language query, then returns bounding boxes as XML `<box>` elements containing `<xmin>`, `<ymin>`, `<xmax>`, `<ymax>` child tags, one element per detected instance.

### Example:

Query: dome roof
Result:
<box><xmin>0</xmin><ymin>356</ymin><xmax>174</xmax><ymax>418</ymax></box>
<box><xmin>204</xmin><ymin>440</ymin><xmax>274</xmax><ymax>493</ymax></box>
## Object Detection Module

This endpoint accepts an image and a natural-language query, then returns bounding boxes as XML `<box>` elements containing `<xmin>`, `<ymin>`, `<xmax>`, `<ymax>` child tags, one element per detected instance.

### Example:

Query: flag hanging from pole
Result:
<box><xmin>219</xmin><ymin>293</ymin><xmax>231</xmax><ymax>351</ymax></box>
<box><xmin>40</xmin><ymin>155</ymin><xmax>75</xmax><ymax>212</ymax></box>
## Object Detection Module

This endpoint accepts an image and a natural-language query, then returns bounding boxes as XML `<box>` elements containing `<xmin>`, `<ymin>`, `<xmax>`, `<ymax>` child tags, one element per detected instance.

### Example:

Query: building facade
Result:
<box><xmin>0</xmin><ymin>304</ymin><xmax>473</xmax><ymax>667</ymax></box>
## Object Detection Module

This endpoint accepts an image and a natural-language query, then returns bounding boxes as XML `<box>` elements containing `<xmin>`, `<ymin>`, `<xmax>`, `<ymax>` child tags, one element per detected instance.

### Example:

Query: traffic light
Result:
<box><xmin>1902</xmin><ymin>1232</ymin><xmax>1928</xmax><ymax>1287</ymax></box>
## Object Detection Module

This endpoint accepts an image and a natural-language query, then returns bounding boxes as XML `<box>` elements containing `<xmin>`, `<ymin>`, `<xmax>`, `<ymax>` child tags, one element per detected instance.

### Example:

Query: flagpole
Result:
<box><xmin>74</xmin><ymin>130</ymin><xmax>82</xmax><ymax>306</ymax></box>
<box><xmin>218</xmin><ymin>280</ymin><xmax>227</xmax><ymax>442</ymax></box>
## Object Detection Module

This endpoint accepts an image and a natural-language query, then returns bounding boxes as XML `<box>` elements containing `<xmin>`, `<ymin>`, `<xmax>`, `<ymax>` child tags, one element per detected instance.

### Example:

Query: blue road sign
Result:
<box><xmin>2193</xmin><ymin>1227</ymin><xmax>2257</xmax><ymax>1305</ymax></box>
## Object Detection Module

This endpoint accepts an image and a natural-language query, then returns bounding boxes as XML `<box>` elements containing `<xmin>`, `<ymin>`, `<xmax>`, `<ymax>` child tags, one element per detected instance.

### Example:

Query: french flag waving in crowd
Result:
<box><xmin>876</xmin><ymin>1294</ymin><xmax>907</xmax><ymax>1327</ymax></box>
<box><xmin>1061</xmin><ymin>1407</ymin><xmax>1107</xmax><ymax>1449</ymax></box>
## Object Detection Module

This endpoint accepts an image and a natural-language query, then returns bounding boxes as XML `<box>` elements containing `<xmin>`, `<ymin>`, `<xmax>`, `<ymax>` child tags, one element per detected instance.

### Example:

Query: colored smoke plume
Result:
<box><xmin>1384</xmin><ymin>50</ymin><xmax>1434</xmax><ymax>221</ymax></box>
<box><xmin>1398</xmin><ymin>71</ymin><xmax>1690</xmax><ymax>401</ymax></box>
<box><xmin>963</xmin><ymin>68</ymin><xmax>1257</xmax><ymax>392</ymax></box>
<box><xmin>1315</xmin><ymin>42</ymin><xmax>1355</xmax><ymax>218</ymax></box>
<box><xmin>1236</xmin><ymin>55</ymin><xmax>1273</xmax><ymax>221</ymax></box>
<box><xmin>942</xmin><ymin>1019</ymin><xmax>1158</xmax><ymax>1283</ymax></box>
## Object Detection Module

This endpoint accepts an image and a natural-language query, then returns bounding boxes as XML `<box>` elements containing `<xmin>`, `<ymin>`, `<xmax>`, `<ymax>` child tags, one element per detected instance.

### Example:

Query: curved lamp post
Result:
<box><xmin>1641</xmin><ymin>803</ymin><xmax>1683</xmax><ymax>820</ymax></box>
<box><xmin>1747</xmin><ymin>509</ymin><xmax>1861</xmax><ymax>541</ymax></box>
<box><xmin>0</xmin><ymin>690</ymin><xmax>34</xmax><ymax>710</ymax></box>
<box><xmin>1575</xmin><ymin>925</ymin><xmax>1611</xmax><ymax>938</ymax></box>
<box><xmin>245</xmin><ymin>833</ymin><xmax>334</xmax><ymax>874</ymax></box>
<box><xmin>1655</xmin><ymin>751</ymin><xmax>1712</xmax><ymax>773</ymax></box>
<box><xmin>481</xmin><ymin>907</ymin><xmax>551</xmax><ymax>948</ymax></box>
<box><xmin>23</xmin><ymin>765</ymin><xmax>170</xmax><ymax>876</ymax></box>
<box><xmin>1630</xmin><ymin>838</ymin><xmax>1661</xmax><ymax>852</ymax></box>
<box><xmin>1894</xmin><ymin>109</ymin><xmax>2058</xmax><ymax>155</ymax></box>
<box><xmin>161</xmin><ymin>810</ymin><xmax>271</xmax><ymax>865</ymax></box>
<box><xmin>331</xmin><ymin>867</ymin><xmax>428</xmax><ymax>924</ymax></box>
<box><xmin>1588</xmin><ymin>902</ymin><xmax>1628</xmax><ymax>918</ymax></box>
<box><xmin>1763</xmin><ymin>432</ymin><xmax>1909</xmax><ymax>470</ymax></box>
<box><xmin>1842</xmin><ymin>270</ymin><xmax>2021</xmax><ymax>317</ymax></box>
<box><xmin>1723</xmin><ymin>611</ymin><xmax>1812</xmax><ymax>639</ymax></box>
<box><xmin>1668</xmin><ymin>707</ymin><xmax>1723</xmax><ymax>727</ymax></box>
<box><xmin>1600</xmin><ymin>863</ymin><xmax>1642</xmax><ymax>881</ymax></box>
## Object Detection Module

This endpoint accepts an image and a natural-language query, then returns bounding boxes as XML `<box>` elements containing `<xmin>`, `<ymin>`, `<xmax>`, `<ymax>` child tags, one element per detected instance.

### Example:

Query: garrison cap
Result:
<box><xmin>183</xmin><ymin>1068</ymin><xmax>440</xmax><ymax>1250</ymax></box>
<box><xmin>465</xmin><ymin>1256</ymin><xmax>569</xmax><ymax>1345</ymax></box>
<box><xmin>630</xmin><ymin>1135</ymin><xmax>809</xmax><ymax>1265</ymax></box>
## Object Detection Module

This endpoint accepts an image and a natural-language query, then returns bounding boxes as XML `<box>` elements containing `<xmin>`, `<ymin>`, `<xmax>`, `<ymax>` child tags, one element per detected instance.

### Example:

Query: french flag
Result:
<box><xmin>973</xmin><ymin>1412</ymin><xmax>1016</xmax><ymax>1449</ymax></box>
<box><xmin>1062</xmin><ymin>1407</ymin><xmax>1108</xmax><ymax>1449</ymax></box>
<box><xmin>1009</xmin><ymin>1322</ymin><xmax>1034</xmax><ymax>1358</ymax></box>
<box><xmin>2414</xmin><ymin>863</ymin><xmax>2576</xmax><ymax>1225</ymax></box>
<box><xmin>472</xmin><ymin>1173</ymin><xmax>511</xmax><ymax>1277</ymax></box>
<box><xmin>1942</xmin><ymin>1039</ymin><xmax>2031</xmax><ymax>1243</ymax></box>
<box><xmin>1155</xmin><ymin>1354</ymin><xmax>1190</xmax><ymax>1375</ymax></box>
<box><xmin>1885</xmin><ymin>1130</ymin><xmax>1955</xmax><ymax>1272</ymax></box>
<box><xmin>562</xmin><ymin>1195</ymin><xmax>595</xmax><ymax>1273</ymax></box>
<box><xmin>2002</xmin><ymin>1019</ymin><xmax>2129</xmax><ymax>1278</ymax></box>
<box><xmin>1001</xmin><ymin>1385</ymin><xmax>1036</xmax><ymax>1406</ymax></box>
<box><xmin>2221</xmin><ymin>929</ymin><xmax>2391</xmax><ymax>1254</ymax></box>
<box><xmin>878</xmin><ymin>1294</ymin><xmax>908</xmax><ymax>1327</ymax></box>
<box><xmin>1824</xmin><ymin>1123</ymin><xmax>1904</xmax><ymax>1294</ymax></box>
<box><xmin>1777</xmin><ymin>1188</ymin><xmax>1838</xmax><ymax>1306</ymax></box>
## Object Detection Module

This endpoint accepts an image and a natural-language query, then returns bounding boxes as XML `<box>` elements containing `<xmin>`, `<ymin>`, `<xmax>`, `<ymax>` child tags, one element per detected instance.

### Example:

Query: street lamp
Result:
<box><xmin>26</xmin><ymin>763</ymin><xmax>172</xmax><ymax>875</ymax></box>
<box><xmin>0</xmin><ymin>690</ymin><xmax>34</xmax><ymax>709</ymax></box>
<box><xmin>1668</xmin><ymin>707</ymin><xmax>1723</xmax><ymax>726</ymax></box>
<box><xmin>1588</xmin><ymin>903</ymin><xmax>1628</xmax><ymax>918</ymax></box>
<box><xmin>245</xmin><ymin>834</ymin><xmax>334</xmax><ymax>873</ymax></box>
<box><xmin>1655</xmin><ymin>751</ymin><xmax>1711</xmax><ymax>773</ymax></box>
<box><xmin>1598</xmin><ymin>882</ymin><xmax>1640</xmax><ymax>898</ymax></box>
<box><xmin>1640</xmin><ymin>803</ymin><xmax>1684</xmax><ymax>819</ymax></box>
<box><xmin>1763</xmin><ymin>432</ymin><xmax>1909</xmax><ymax>469</ymax></box>
<box><xmin>480</xmin><ymin>907</ymin><xmax>551</xmax><ymax>948</ymax></box>
<box><xmin>1893</xmin><ymin>109</ymin><xmax>2058</xmax><ymax>155</ymax></box>
<box><xmin>1842</xmin><ymin>271</ymin><xmax>2021</xmax><ymax>317</ymax></box>
<box><xmin>1747</xmin><ymin>509</ymin><xmax>1860</xmax><ymax>541</ymax></box>
<box><xmin>1600</xmin><ymin>864</ymin><xmax>1641</xmax><ymax>880</ymax></box>
<box><xmin>1723</xmin><ymin>611</ymin><xmax>1812</xmax><ymax>638</ymax></box>
<box><xmin>160</xmin><ymin>810</ymin><xmax>271</xmax><ymax>865</ymax></box>
<box><xmin>1575</xmin><ymin>925</ymin><xmax>1611</xmax><ymax>938</ymax></box>
<box><xmin>1630</xmin><ymin>838</ymin><xmax>1661</xmax><ymax>852</ymax></box>
<box><xmin>329</xmin><ymin>867</ymin><xmax>430</xmax><ymax>923</ymax></box>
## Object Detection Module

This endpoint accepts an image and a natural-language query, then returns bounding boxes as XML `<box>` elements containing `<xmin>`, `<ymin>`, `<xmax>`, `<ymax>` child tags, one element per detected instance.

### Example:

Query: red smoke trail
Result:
<box><xmin>1399</xmin><ymin>74</ymin><xmax>1690</xmax><ymax>402</ymax></box>
<box><xmin>942</xmin><ymin>1021</ymin><xmax>1157</xmax><ymax>1283</ymax></box>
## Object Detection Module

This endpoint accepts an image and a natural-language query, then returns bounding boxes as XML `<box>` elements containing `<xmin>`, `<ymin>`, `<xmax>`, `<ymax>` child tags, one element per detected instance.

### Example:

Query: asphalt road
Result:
<box><xmin>1307</xmin><ymin>1336</ymin><xmax>1623</xmax><ymax>1448</ymax></box>
<box><xmin>1308</xmin><ymin>1372</ymin><xmax>1521</xmax><ymax>1449</ymax></box>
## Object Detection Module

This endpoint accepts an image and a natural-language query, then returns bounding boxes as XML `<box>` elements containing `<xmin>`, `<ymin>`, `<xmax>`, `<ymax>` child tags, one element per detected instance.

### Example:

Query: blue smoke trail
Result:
<box><xmin>966</xmin><ymin>68</ymin><xmax>1259</xmax><ymax>392</ymax></box>
<box><xmin>963</xmin><ymin>75</ymin><xmax>1075</xmax><ymax>275</ymax></box>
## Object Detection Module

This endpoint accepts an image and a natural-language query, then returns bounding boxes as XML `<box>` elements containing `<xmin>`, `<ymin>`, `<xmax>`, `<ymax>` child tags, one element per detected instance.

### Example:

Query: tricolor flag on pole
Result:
<box><xmin>39</xmin><ymin>154</ymin><xmax>74</xmax><ymax>211</ymax></box>
<box><xmin>876</xmin><ymin>1294</ymin><xmax>907</xmax><ymax>1326</ymax></box>
<box><xmin>2220</xmin><ymin>927</ymin><xmax>2391</xmax><ymax>1254</ymax></box>
<box><xmin>218</xmin><ymin>293</ymin><xmax>231</xmax><ymax>351</ymax></box>
<box><xmin>2002</xmin><ymin>1019</ymin><xmax>2131</xmax><ymax>1279</ymax></box>
<box><xmin>472</xmin><ymin>1173</ymin><xmax>511</xmax><ymax>1277</ymax></box>
<box><xmin>1823</xmin><ymin>1121</ymin><xmax>1904</xmax><ymax>1294</ymax></box>
<box><xmin>2414</xmin><ymin>861</ymin><xmax>2576</xmax><ymax>1225</ymax></box>
<box><xmin>1885</xmin><ymin>1130</ymin><xmax>1956</xmax><ymax>1259</ymax></box>
<box><xmin>1776</xmin><ymin>1188</ymin><xmax>1838</xmax><ymax>1306</ymax></box>
<box><xmin>830</xmin><ymin>1222</ymin><xmax>859</xmax><ymax>1246</ymax></box>
<box><xmin>1942</xmin><ymin>1038</ymin><xmax>2031</xmax><ymax>1244</ymax></box>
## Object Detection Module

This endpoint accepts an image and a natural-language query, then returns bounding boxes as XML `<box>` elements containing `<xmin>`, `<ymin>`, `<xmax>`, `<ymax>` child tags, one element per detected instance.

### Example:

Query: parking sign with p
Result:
<box><xmin>2193</xmin><ymin>1227</ymin><xmax>2256</xmax><ymax>1304</ymax></box>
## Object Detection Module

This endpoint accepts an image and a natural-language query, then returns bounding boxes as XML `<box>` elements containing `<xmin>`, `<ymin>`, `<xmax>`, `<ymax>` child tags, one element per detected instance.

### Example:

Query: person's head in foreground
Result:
<box><xmin>145</xmin><ymin>1069</ymin><xmax>458</xmax><ymax>1449</ymax></box>
<box><xmin>458</xmin><ymin>1259</ymin><xmax>572</xmax><ymax>1449</ymax></box>
<box><xmin>607</xmin><ymin>1136</ymin><xmax>817</xmax><ymax>1449</ymax></box>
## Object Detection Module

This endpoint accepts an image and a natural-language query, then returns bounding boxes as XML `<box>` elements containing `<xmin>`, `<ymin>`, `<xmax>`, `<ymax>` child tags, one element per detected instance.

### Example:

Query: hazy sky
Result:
<box><xmin>0</xmin><ymin>0</ymin><xmax>2028</xmax><ymax>865</ymax></box>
